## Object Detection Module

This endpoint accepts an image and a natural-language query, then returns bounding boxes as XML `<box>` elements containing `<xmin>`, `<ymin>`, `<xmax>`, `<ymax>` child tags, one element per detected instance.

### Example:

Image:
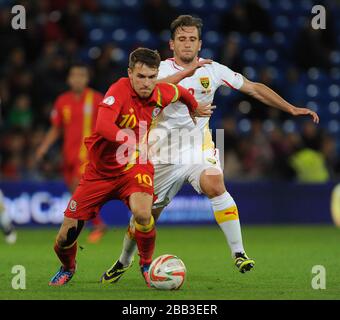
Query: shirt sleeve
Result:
<box><xmin>157</xmin><ymin>61</ymin><xmax>173</xmax><ymax>80</ymax></box>
<box><xmin>50</xmin><ymin>96</ymin><xmax>63</xmax><ymax>127</ymax></box>
<box><xmin>213</xmin><ymin>62</ymin><xmax>244</xmax><ymax>90</ymax></box>
<box><xmin>95</xmin><ymin>83</ymin><xmax>134</xmax><ymax>146</ymax></box>
<box><xmin>159</xmin><ymin>83</ymin><xmax>198</xmax><ymax>112</ymax></box>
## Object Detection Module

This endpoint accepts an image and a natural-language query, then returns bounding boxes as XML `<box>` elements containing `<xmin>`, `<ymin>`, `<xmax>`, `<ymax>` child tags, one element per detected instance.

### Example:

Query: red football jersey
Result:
<box><xmin>51</xmin><ymin>88</ymin><xmax>104</xmax><ymax>166</ymax></box>
<box><xmin>84</xmin><ymin>77</ymin><xmax>198</xmax><ymax>179</ymax></box>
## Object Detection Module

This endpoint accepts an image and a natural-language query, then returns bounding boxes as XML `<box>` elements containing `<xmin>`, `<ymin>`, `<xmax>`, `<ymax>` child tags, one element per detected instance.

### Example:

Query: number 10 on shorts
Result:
<box><xmin>135</xmin><ymin>173</ymin><xmax>153</xmax><ymax>186</ymax></box>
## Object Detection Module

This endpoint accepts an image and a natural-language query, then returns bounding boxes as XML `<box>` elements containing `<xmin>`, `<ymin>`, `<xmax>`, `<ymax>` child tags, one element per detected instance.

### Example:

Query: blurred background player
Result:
<box><xmin>48</xmin><ymin>48</ymin><xmax>201</xmax><ymax>287</ymax></box>
<box><xmin>102</xmin><ymin>14</ymin><xmax>319</xmax><ymax>283</ymax></box>
<box><xmin>35</xmin><ymin>63</ymin><xmax>108</xmax><ymax>243</ymax></box>
<box><xmin>0</xmin><ymin>189</ymin><xmax>17</xmax><ymax>244</ymax></box>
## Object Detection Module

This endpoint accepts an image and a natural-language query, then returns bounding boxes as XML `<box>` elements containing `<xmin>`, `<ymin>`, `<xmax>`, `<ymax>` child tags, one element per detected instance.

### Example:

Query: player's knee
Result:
<box><xmin>200</xmin><ymin>173</ymin><xmax>226</xmax><ymax>198</ymax></box>
<box><xmin>133</xmin><ymin>208</ymin><xmax>152</xmax><ymax>226</ymax></box>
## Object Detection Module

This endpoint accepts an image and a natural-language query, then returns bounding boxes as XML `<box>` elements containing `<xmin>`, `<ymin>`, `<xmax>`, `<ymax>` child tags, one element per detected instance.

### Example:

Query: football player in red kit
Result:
<box><xmin>48</xmin><ymin>48</ymin><xmax>203</xmax><ymax>287</ymax></box>
<box><xmin>35</xmin><ymin>63</ymin><xmax>108</xmax><ymax>243</ymax></box>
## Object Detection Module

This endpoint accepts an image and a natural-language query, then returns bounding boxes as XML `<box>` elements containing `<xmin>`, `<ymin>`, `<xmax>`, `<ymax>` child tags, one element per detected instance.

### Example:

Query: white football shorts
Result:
<box><xmin>152</xmin><ymin>148</ymin><xmax>222</xmax><ymax>209</ymax></box>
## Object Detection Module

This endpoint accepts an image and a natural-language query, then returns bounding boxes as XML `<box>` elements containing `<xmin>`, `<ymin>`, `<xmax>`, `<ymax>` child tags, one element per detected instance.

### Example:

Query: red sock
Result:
<box><xmin>54</xmin><ymin>242</ymin><xmax>77</xmax><ymax>271</ymax></box>
<box><xmin>134</xmin><ymin>228</ymin><xmax>156</xmax><ymax>266</ymax></box>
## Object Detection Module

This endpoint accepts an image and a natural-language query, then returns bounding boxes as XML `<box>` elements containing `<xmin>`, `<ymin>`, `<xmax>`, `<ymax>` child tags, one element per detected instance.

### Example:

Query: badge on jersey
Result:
<box><xmin>68</xmin><ymin>200</ymin><xmax>77</xmax><ymax>212</ymax></box>
<box><xmin>152</xmin><ymin>107</ymin><xmax>162</xmax><ymax>118</ymax></box>
<box><xmin>103</xmin><ymin>96</ymin><xmax>115</xmax><ymax>106</ymax></box>
<box><xmin>200</xmin><ymin>77</ymin><xmax>210</xmax><ymax>89</ymax></box>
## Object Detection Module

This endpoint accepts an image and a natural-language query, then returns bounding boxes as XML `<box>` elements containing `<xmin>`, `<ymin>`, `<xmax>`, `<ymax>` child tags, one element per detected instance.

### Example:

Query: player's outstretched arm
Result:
<box><xmin>35</xmin><ymin>126</ymin><xmax>61</xmax><ymax>163</ymax></box>
<box><xmin>239</xmin><ymin>77</ymin><xmax>319</xmax><ymax>123</ymax></box>
<box><xmin>158</xmin><ymin>59</ymin><xmax>212</xmax><ymax>84</ymax></box>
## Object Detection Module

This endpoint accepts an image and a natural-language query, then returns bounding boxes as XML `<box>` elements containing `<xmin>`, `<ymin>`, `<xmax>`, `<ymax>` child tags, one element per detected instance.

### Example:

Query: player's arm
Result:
<box><xmin>239</xmin><ymin>77</ymin><xmax>319</xmax><ymax>123</ymax></box>
<box><xmin>35</xmin><ymin>126</ymin><xmax>61</xmax><ymax>162</ymax></box>
<box><xmin>95</xmin><ymin>107</ymin><xmax>134</xmax><ymax>145</ymax></box>
<box><xmin>35</xmin><ymin>96</ymin><xmax>65</xmax><ymax>162</ymax></box>
<box><xmin>158</xmin><ymin>59</ymin><xmax>212</xmax><ymax>84</ymax></box>
<box><xmin>166</xmin><ymin>84</ymin><xmax>205</xmax><ymax>124</ymax></box>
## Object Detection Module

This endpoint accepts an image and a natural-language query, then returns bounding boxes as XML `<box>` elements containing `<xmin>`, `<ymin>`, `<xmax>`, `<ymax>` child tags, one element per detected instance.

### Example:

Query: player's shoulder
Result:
<box><xmin>88</xmin><ymin>87</ymin><xmax>104</xmax><ymax>99</ymax></box>
<box><xmin>160</xmin><ymin>58</ymin><xmax>177</xmax><ymax>70</ymax></box>
<box><xmin>202</xmin><ymin>59</ymin><xmax>228</xmax><ymax>71</ymax></box>
<box><xmin>56</xmin><ymin>90</ymin><xmax>72</xmax><ymax>100</ymax></box>
<box><xmin>156</xmin><ymin>82</ymin><xmax>176</xmax><ymax>92</ymax></box>
<box><xmin>54</xmin><ymin>91</ymin><xmax>72</xmax><ymax>106</ymax></box>
<box><xmin>106</xmin><ymin>77</ymin><xmax>130</xmax><ymax>94</ymax></box>
<box><xmin>155</xmin><ymin>82</ymin><xmax>178</xmax><ymax>104</ymax></box>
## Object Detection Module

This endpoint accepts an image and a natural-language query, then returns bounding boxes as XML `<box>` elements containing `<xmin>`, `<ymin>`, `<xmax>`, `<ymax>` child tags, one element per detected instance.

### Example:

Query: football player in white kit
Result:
<box><xmin>0</xmin><ymin>189</ymin><xmax>17</xmax><ymax>244</ymax></box>
<box><xmin>101</xmin><ymin>15</ymin><xmax>319</xmax><ymax>283</ymax></box>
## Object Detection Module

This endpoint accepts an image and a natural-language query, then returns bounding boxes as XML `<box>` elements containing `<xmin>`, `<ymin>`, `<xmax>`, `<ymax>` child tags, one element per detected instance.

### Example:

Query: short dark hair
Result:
<box><xmin>170</xmin><ymin>15</ymin><xmax>203</xmax><ymax>40</ymax></box>
<box><xmin>128</xmin><ymin>47</ymin><xmax>161</xmax><ymax>70</ymax></box>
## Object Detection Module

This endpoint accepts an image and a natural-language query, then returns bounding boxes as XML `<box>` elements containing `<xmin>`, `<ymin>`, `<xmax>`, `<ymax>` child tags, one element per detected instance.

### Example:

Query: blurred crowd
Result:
<box><xmin>0</xmin><ymin>0</ymin><xmax>339</xmax><ymax>182</ymax></box>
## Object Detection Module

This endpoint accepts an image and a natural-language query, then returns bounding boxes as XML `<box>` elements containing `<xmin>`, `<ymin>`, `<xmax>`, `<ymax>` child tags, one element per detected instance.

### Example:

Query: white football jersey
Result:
<box><xmin>149</xmin><ymin>58</ymin><xmax>244</xmax><ymax>164</ymax></box>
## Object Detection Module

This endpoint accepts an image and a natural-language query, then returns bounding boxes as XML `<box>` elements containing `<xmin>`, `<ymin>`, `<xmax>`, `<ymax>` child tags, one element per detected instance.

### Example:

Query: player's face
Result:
<box><xmin>128</xmin><ymin>63</ymin><xmax>159</xmax><ymax>99</ymax></box>
<box><xmin>67</xmin><ymin>67</ymin><xmax>89</xmax><ymax>93</ymax></box>
<box><xmin>170</xmin><ymin>26</ymin><xmax>202</xmax><ymax>63</ymax></box>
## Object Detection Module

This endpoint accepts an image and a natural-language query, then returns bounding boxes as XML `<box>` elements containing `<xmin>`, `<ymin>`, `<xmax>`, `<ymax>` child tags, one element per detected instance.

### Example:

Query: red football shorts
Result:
<box><xmin>64</xmin><ymin>164</ymin><xmax>155</xmax><ymax>221</ymax></box>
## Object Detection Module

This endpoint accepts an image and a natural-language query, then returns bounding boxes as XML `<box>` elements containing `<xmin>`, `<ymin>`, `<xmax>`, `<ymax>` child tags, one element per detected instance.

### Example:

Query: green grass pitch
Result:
<box><xmin>0</xmin><ymin>225</ymin><xmax>339</xmax><ymax>300</ymax></box>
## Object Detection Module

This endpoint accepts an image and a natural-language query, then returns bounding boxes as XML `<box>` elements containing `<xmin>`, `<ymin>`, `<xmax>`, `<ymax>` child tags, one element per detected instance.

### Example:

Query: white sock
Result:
<box><xmin>210</xmin><ymin>191</ymin><xmax>245</xmax><ymax>257</ymax></box>
<box><xmin>118</xmin><ymin>216</ymin><xmax>137</xmax><ymax>266</ymax></box>
<box><xmin>0</xmin><ymin>190</ymin><xmax>14</xmax><ymax>234</ymax></box>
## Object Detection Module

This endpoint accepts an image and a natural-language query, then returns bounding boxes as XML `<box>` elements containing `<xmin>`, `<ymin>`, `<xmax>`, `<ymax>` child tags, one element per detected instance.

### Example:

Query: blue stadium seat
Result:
<box><xmin>331</xmin><ymin>68</ymin><xmax>340</xmax><ymax>81</ymax></box>
<box><xmin>327</xmin><ymin>120</ymin><xmax>340</xmax><ymax>133</ymax></box>
<box><xmin>328</xmin><ymin>84</ymin><xmax>340</xmax><ymax>99</ymax></box>
<box><xmin>242</xmin><ymin>66</ymin><xmax>257</xmax><ymax>81</ymax></box>
<box><xmin>330</xmin><ymin>51</ymin><xmax>340</xmax><ymax>66</ymax></box>
<box><xmin>134</xmin><ymin>30</ymin><xmax>160</xmax><ymax>48</ymax></box>
<box><xmin>98</xmin><ymin>13</ymin><xmax>121</xmax><ymax>28</ymax></box>
<box><xmin>203</xmin><ymin>31</ymin><xmax>223</xmax><ymax>49</ymax></box>
<box><xmin>238</xmin><ymin>119</ymin><xmax>252</xmax><ymax>133</ymax></box>
<box><xmin>200</xmin><ymin>48</ymin><xmax>216</xmax><ymax>60</ymax></box>
<box><xmin>282</xmin><ymin>120</ymin><xmax>297</xmax><ymax>133</ymax></box>
<box><xmin>121</xmin><ymin>0</ymin><xmax>141</xmax><ymax>12</ymax></box>
<box><xmin>242</xmin><ymin>49</ymin><xmax>266</xmax><ymax>67</ymax></box>
<box><xmin>328</xmin><ymin>101</ymin><xmax>340</xmax><ymax>116</ymax></box>
<box><xmin>265</xmin><ymin>49</ymin><xmax>279</xmax><ymax>63</ymax></box>
<box><xmin>306</xmin><ymin>101</ymin><xmax>319</xmax><ymax>113</ymax></box>
<box><xmin>211</xmin><ymin>0</ymin><xmax>230</xmax><ymax>11</ymax></box>
<box><xmin>306</xmin><ymin>84</ymin><xmax>320</xmax><ymax>99</ymax></box>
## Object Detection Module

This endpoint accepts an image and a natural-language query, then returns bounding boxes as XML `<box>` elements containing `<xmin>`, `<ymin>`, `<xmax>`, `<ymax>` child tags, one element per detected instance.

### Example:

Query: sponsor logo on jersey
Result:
<box><xmin>103</xmin><ymin>96</ymin><xmax>115</xmax><ymax>106</ymax></box>
<box><xmin>69</xmin><ymin>200</ymin><xmax>77</xmax><ymax>212</ymax></box>
<box><xmin>200</xmin><ymin>77</ymin><xmax>210</xmax><ymax>89</ymax></box>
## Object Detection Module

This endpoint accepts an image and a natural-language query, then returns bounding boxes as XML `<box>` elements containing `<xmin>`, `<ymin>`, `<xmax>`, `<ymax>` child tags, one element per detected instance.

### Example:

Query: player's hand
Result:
<box><xmin>34</xmin><ymin>147</ymin><xmax>46</xmax><ymax>164</ymax></box>
<box><xmin>291</xmin><ymin>107</ymin><xmax>319</xmax><ymax>124</ymax></box>
<box><xmin>189</xmin><ymin>111</ymin><xmax>197</xmax><ymax>125</ymax></box>
<box><xmin>185</xmin><ymin>59</ymin><xmax>213</xmax><ymax>77</ymax></box>
<box><xmin>194</xmin><ymin>103</ymin><xmax>216</xmax><ymax>117</ymax></box>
